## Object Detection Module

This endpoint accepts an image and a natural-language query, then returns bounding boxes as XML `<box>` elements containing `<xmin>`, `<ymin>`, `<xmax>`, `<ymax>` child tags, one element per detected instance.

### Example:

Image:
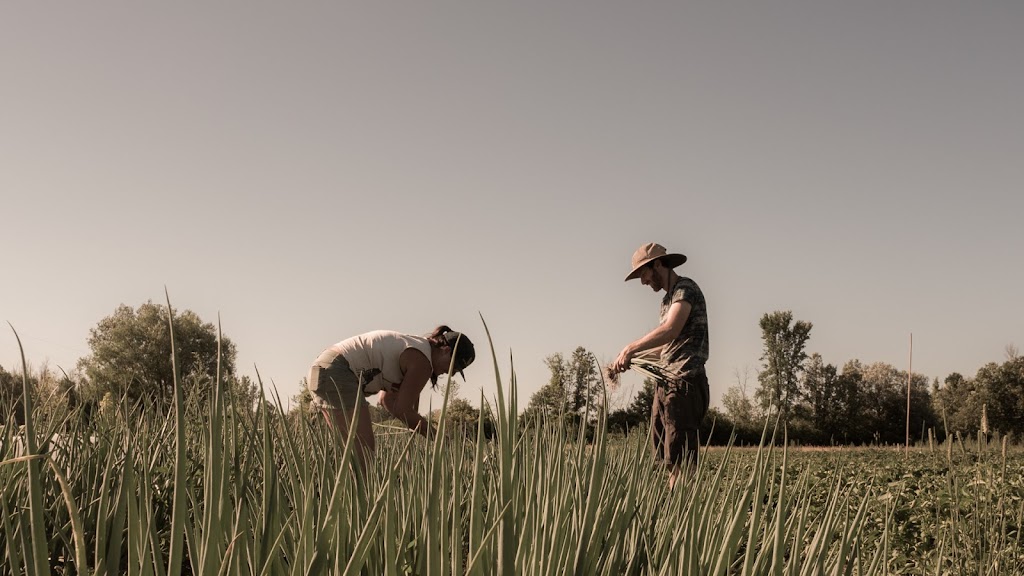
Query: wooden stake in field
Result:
<box><xmin>905</xmin><ymin>332</ymin><xmax>913</xmax><ymax>457</ymax></box>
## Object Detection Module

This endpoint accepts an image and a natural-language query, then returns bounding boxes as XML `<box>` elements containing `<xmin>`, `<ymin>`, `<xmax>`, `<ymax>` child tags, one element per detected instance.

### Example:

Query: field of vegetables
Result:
<box><xmin>2</xmin><ymin>336</ymin><xmax>1023</xmax><ymax>575</ymax></box>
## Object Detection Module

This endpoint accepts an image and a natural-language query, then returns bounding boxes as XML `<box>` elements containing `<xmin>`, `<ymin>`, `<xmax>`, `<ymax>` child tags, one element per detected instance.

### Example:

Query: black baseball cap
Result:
<box><xmin>443</xmin><ymin>331</ymin><xmax>475</xmax><ymax>379</ymax></box>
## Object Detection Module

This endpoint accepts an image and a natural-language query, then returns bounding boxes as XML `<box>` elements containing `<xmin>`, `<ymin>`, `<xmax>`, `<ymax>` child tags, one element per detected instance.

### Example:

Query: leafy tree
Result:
<box><xmin>799</xmin><ymin>353</ymin><xmax>842</xmax><ymax>439</ymax></box>
<box><xmin>521</xmin><ymin>379</ymin><xmax>566</xmax><ymax>424</ymax></box>
<box><xmin>970</xmin><ymin>358</ymin><xmax>1024</xmax><ymax>437</ymax></box>
<box><xmin>608</xmin><ymin>378</ymin><xmax>656</xmax><ymax>433</ymax></box>
<box><xmin>722</xmin><ymin>366</ymin><xmax>757</xmax><ymax>431</ymax></box>
<box><xmin>77</xmin><ymin>301</ymin><xmax>237</xmax><ymax>408</ymax></box>
<box><xmin>932</xmin><ymin>371</ymin><xmax>984</xmax><ymax>439</ymax></box>
<box><xmin>432</xmin><ymin>397</ymin><xmax>496</xmax><ymax>440</ymax></box>
<box><xmin>439</xmin><ymin>397</ymin><xmax>477</xmax><ymax>427</ymax></box>
<box><xmin>565</xmin><ymin>347</ymin><xmax>604</xmax><ymax>424</ymax></box>
<box><xmin>825</xmin><ymin>360</ymin><xmax>865</xmax><ymax>443</ymax></box>
<box><xmin>522</xmin><ymin>347</ymin><xmax>603</xmax><ymax>427</ymax></box>
<box><xmin>932</xmin><ymin>372</ymin><xmax>968</xmax><ymax>422</ymax></box>
<box><xmin>825</xmin><ymin>360</ymin><xmax>868</xmax><ymax>443</ymax></box>
<box><xmin>0</xmin><ymin>365</ymin><xmax>25</xmax><ymax>425</ymax></box>
<box><xmin>711</xmin><ymin>367</ymin><xmax>766</xmax><ymax>444</ymax></box>
<box><xmin>626</xmin><ymin>378</ymin><xmax>656</xmax><ymax>424</ymax></box>
<box><xmin>291</xmin><ymin>379</ymin><xmax>315</xmax><ymax>414</ymax></box>
<box><xmin>855</xmin><ymin>362</ymin><xmax>935</xmax><ymax>445</ymax></box>
<box><xmin>1</xmin><ymin>361</ymin><xmax>85</xmax><ymax>433</ymax></box>
<box><xmin>944</xmin><ymin>372</ymin><xmax>967</xmax><ymax>389</ymax></box>
<box><xmin>702</xmin><ymin>407</ymin><xmax>756</xmax><ymax>445</ymax></box>
<box><xmin>754</xmin><ymin>310</ymin><xmax>812</xmax><ymax>423</ymax></box>
<box><xmin>905</xmin><ymin>370</ymin><xmax>938</xmax><ymax>444</ymax></box>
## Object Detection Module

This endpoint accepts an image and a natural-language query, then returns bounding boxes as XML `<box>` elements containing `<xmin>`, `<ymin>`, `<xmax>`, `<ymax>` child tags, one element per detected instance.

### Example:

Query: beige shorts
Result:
<box><xmin>308</xmin><ymin>349</ymin><xmax>376</xmax><ymax>412</ymax></box>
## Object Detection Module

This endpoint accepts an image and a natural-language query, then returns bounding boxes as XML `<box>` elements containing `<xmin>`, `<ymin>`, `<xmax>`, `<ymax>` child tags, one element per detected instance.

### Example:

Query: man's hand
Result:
<box><xmin>611</xmin><ymin>346</ymin><xmax>635</xmax><ymax>374</ymax></box>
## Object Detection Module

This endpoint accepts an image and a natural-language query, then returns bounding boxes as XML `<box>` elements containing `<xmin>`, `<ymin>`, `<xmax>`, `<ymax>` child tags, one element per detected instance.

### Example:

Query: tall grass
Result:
<box><xmin>2</xmin><ymin>315</ymin><xmax>1023</xmax><ymax>574</ymax></box>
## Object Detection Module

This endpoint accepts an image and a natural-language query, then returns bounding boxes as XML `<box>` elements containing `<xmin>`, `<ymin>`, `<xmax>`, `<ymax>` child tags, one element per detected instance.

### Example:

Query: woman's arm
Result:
<box><xmin>379</xmin><ymin>348</ymin><xmax>435</xmax><ymax>438</ymax></box>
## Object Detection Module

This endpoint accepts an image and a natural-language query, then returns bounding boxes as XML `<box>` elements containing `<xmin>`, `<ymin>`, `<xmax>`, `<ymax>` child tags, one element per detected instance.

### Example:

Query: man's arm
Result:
<box><xmin>611</xmin><ymin>300</ymin><xmax>691</xmax><ymax>373</ymax></box>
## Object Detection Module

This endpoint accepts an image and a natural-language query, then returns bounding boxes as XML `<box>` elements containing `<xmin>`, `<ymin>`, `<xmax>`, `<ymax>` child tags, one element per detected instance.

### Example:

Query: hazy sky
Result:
<box><xmin>3</xmin><ymin>2</ymin><xmax>1022</xmax><ymax>413</ymax></box>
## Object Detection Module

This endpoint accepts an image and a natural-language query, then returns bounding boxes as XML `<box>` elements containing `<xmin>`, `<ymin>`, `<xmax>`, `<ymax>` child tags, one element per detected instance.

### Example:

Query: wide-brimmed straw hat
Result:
<box><xmin>624</xmin><ymin>242</ymin><xmax>687</xmax><ymax>281</ymax></box>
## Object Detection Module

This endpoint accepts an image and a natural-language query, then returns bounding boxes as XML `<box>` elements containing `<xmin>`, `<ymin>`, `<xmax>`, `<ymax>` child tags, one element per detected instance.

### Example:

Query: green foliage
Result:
<box><xmin>520</xmin><ymin>378</ymin><xmax>565</xmax><ymax>423</ymax></box>
<box><xmin>828</xmin><ymin>360</ymin><xmax>869</xmax><ymax>442</ymax></box>
<box><xmin>935</xmin><ymin>371</ymin><xmax>982</xmax><ymax>438</ymax></box>
<box><xmin>626</xmin><ymin>377</ymin><xmax>655</xmax><ymax>423</ymax></box>
<box><xmin>4</xmin><ymin>322</ymin><xmax>1024</xmax><ymax>574</ymax></box>
<box><xmin>735</xmin><ymin>311</ymin><xmax>945</xmax><ymax>446</ymax></box>
<box><xmin>934</xmin><ymin>357</ymin><xmax>1024</xmax><ymax>440</ymax></box>
<box><xmin>857</xmin><ymin>361</ymin><xmax>936</xmax><ymax>445</ymax></box>
<box><xmin>0</xmin><ymin>363</ymin><xmax>78</xmax><ymax>429</ymax></box>
<box><xmin>973</xmin><ymin>357</ymin><xmax>1024</xmax><ymax>436</ymax></box>
<box><xmin>432</xmin><ymin>397</ymin><xmax>496</xmax><ymax>440</ymax></box>
<box><xmin>565</xmin><ymin>347</ymin><xmax>604</xmax><ymax>422</ymax></box>
<box><xmin>721</xmin><ymin>372</ymin><xmax>757</xmax><ymax>433</ymax></box>
<box><xmin>0</xmin><ymin>365</ymin><xmax>24</xmax><ymax>426</ymax></box>
<box><xmin>522</xmin><ymin>347</ymin><xmax>603</xmax><ymax>428</ymax></box>
<box><xmin>608</xmin><ymin>378</ymin><xmax>655</xmax><ymax>433</ymax></box>
<box><xmin>799</xmin><ymin>353</ymin><xmax>840</xmax><ymax>435</ymax></box>
<box><xmin>5</xmin><ymin>380</ymin><xmax>1024</xmax><ymax>574</ymax></box>
<box><xmin>76</xmin><ymin>301</ymin><xmax>237</xmax><ymax>407</ymax></box>
<box><xmin>785</xmin><ymin>357</ymin><xmax>936</xmax><ymax>446</ymax></box>
<box><xmin>755</xmin><ymin>310</ymin><xmax>812</xmax><ymax>422</ymax></box>
<box><xmin>290</xmin><ymin>377</ymin><xmax>315</xmax><ymax>413</ymax></box>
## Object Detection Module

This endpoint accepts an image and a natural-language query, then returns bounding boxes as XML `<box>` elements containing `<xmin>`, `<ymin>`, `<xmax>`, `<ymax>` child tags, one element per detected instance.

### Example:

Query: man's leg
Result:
<box><xmin>650</xmin><ymin>388</ymin><xmax>666</xmax><ymax>464</ymax></box>
<box><xmin>659</xmin><ymin>384</ymin><xmax>687</xmax><ymax>490</ymax></box>
<box><xmin>666</xmin><ymin>373</ymin><xmax>707</xmax><ymax>488</ymax></box>
<box><xmin>666</xmin><ymin>438</ymin><xmax>699</xmax><ymax>490</ymax></box>
<box><xmin>684</xmin><ymin>369</ymin><xmax>709</xmax><ymax>478</ymax></box>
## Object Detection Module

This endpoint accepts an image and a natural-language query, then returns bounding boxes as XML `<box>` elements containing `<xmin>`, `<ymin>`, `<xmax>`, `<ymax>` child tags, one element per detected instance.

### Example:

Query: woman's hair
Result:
<box><xmin>426</xmin><ymin>325</ymin><xmax>454</xmax><ymax>347</ymax></box>
<box><xmin>424</xmin><ymin>325</ymin><xmax>453</xmax><ymax>388</ymax></box>
<box><xmin>424</xmin><ymin>325</ymin><xmax>475</xmax><ymax>389</ymax></box>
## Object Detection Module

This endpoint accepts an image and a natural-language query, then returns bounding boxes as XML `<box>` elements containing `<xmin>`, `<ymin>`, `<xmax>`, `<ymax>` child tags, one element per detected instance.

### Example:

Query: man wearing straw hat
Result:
<box><xmin>611</xmin><ymin>242</ymin><xmax>710</xmax><ymax>488</ymax></box>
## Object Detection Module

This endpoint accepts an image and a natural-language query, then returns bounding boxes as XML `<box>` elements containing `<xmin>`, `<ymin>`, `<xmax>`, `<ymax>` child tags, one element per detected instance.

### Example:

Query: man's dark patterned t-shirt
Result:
<box><xmin>659</xmin><ymin>276</ymin><xmax>709</xmax><ymax>379</ymax></box>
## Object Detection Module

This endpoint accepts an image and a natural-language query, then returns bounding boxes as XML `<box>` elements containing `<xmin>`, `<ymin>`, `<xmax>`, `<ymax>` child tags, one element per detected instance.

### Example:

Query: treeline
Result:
<box><xmin>709</xmin><ymin>311</ymin><xmax>1024</xmax><ymax>445</ymax></box>
<box><xmin>526</xmin><ymin>311</ymin><xmax>1024</xmax><ymax>447</ymax></box>
<box><xmin>705</xmin><ymin>353</ymin><xmax>1024</xmax><ymax>447</ymax></box>
<box><xmin>1</xmin><ymin>301</ymin><xmax>262</xmax><ymax>431</ymax></box>
<box><xmin>4</xmin><ymin>303</ymin><xmax>1021</xmax><ymax>449</ymax></box>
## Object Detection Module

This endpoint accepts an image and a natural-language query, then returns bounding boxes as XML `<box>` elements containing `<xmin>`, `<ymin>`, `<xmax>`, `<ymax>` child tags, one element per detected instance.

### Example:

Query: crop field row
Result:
<box><xmin>2</xmin><ymin>342</ymin><xmax>1023</xmax><ymax>575</ymax></box>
